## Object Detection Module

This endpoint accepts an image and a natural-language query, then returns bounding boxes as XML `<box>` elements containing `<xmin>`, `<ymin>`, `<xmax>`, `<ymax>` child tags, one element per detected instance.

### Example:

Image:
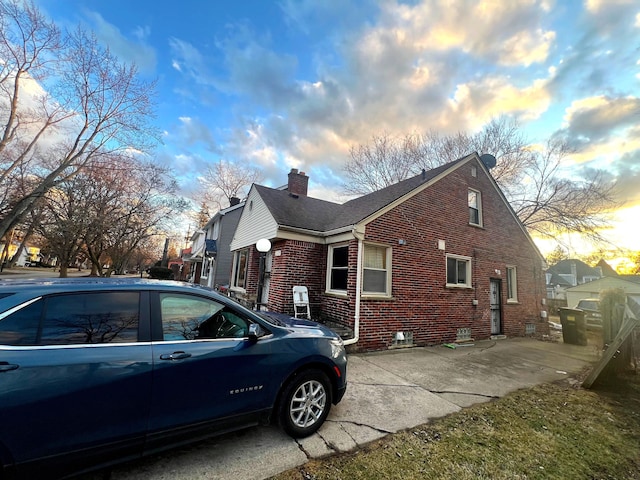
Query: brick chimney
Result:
<box><xmin>287</xmin><ymin>168</ymin><xmax>309</xmax><ymax>196</ymax></box>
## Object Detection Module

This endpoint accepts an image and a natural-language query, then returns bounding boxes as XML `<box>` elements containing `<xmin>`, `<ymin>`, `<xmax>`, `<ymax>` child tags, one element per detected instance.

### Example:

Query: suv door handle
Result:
<box><xmin>0</xmin><ymin>362</ymin><xmax>19</xmax><ymax>372</ymax></box>
<box><xmin>159</xmin><ymin>352</ymin><xmax>192</xmax><ymax>361</ymax></box>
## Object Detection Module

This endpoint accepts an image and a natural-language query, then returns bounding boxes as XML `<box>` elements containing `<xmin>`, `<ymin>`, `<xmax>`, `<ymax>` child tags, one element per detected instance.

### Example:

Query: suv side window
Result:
<box><xmin>41</xmin><ymin>292</ymin><xmax>139</xmax><ymax>345</ymax></box>
<box><xmin>0</xmin><ymin>300</ymin><xmax>43</xmax><ymax>346</ymax></box>
<box><xmin>159</xmin><ymin>293</ymin><xmax>250</xmax><ymax>340</ymax></box>
<box><xmin>0</xmin><ymin>293</ymin><xmax>139</xmax><ymax>346</ymax></box>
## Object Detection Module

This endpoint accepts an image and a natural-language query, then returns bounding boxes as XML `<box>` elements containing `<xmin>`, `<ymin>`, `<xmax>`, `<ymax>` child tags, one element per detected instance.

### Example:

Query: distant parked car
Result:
<box><xmin>0</xmin><ymin>278</ymin><xmax>347</xmax><ymax>479</ymax></box>
<box><xmin>574</xmin><ymin>298</ymin><xmax>602</xmax><ymax>329</ymax></box>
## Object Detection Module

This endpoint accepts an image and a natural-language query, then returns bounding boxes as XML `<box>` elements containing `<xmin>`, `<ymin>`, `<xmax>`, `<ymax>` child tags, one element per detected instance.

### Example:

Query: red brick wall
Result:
<box><xmin>351</xmin><ymin>161</ymin><xmax>548</xmax><ymax>350</ymax></box>
<box><xmin>264</xmin><ymin>240</ymin><xmax>326</xmax><ymax>315</ymax></box>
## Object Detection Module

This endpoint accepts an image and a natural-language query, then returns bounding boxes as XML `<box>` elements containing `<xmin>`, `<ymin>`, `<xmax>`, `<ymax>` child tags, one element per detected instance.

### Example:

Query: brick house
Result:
<box><xmin>229</xmin><ymin>153</ymin><xmax>548</xmax><ymax>351</ymax></box>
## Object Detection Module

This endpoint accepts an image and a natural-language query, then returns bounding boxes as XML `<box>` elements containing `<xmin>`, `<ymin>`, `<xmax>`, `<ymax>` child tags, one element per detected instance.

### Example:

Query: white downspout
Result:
<box><xmin>343</xmin><ymin>234</ymin><xmax>363</xmax><ymax>346</ymax></box>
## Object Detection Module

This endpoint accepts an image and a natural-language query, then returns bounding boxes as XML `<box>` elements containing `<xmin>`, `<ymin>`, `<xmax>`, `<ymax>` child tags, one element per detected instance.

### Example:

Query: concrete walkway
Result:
<box><xmin>104</xmin><ymin>337</ymin><xmax>601</xmax><ymax>480</ymax></box>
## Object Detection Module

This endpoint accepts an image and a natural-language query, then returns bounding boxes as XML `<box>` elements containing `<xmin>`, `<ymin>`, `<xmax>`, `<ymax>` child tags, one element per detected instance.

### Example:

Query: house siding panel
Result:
<box><xmin>230</xmin><ymin>188</ymin><xmax>278</xmax><ymax>251</ymax></box>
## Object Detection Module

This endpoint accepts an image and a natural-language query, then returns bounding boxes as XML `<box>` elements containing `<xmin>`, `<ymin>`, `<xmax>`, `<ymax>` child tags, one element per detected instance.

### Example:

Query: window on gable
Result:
<box><xmin>327</xmin><ymin>245</ymin><xmax>348</xmax><ymax>292</ymax></box>
<box><xmin>231</xmin><ymin>249</ymin><xmax>249</xmax><ymax>290</ymax></box>
<box><xmin>507</xmin><ymin>266</ymin><xmax>518</xmax><ymax>302</ymax></box>
<box><xmin>362</xmin><ymin>244</ymin><xmax>391</xmax><ymax>296</ymax></box>
<box><xmin>446</xmin><ymin>254</ymin><xmax>472</xmax><ymax>288</ymax></box>
<box><xmin>468</xmin><ymin>189</ymin><xmax>482</xmax><ymax>226</ymax></box>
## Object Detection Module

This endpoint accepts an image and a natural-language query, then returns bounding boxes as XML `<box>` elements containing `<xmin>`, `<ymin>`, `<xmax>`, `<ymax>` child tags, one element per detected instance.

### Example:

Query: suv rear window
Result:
<box><xmin>0</xmin><ymin>292</ymin><xmax>140</xmax><ymax>346</ymax></box>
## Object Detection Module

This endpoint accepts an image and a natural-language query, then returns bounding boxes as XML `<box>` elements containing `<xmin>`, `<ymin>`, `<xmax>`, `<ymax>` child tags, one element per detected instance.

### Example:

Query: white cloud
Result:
<box><xmin>448</xmin><ymin>76</ymin><xmax>552</xmax><ymax>128</ymax></box>
<box><xmin>83</xmin><ymin>11</ymin><xmax>156</xmax><ymax>73</ymax></box>
<box><xmin>372</xmin><ymin>0</ymin><xmax>556</xmax><ymax>66</ymax></box>
<box><xmin>585</xmin><ymin>0</ymin><xmax>635</xmax><ymax>14</ymax></box>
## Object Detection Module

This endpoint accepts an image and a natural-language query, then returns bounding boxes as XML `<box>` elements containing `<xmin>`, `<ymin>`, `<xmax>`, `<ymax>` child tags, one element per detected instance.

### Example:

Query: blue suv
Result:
<box><xmin>0</xmin><ymin>278</ymin><xmax>347</xmax><ymax>479</ymax></box>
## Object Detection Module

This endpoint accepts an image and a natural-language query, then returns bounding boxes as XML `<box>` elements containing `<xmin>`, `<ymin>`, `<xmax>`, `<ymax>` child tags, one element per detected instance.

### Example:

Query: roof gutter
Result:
<box><xmin>343</xmin><ymin>229</ymin><xmax>363</xmax><ymax>346</ymax></box>
<box><xmin>277</xmin><ymin>224</ymin><xmax>356</xmax><ymax>238</ymax></box>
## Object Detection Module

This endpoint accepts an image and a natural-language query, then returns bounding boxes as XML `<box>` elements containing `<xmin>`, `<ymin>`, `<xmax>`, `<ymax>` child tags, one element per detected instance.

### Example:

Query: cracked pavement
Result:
<box><xmin>98</xmin><ymin>337</ymin><xmax>601</xmax><ymax>480</ymax></box>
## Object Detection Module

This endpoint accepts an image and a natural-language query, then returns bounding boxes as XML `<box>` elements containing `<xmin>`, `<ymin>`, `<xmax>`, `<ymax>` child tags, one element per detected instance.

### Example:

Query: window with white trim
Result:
<box><xmin>506</xmin><ymin>266</ymin><xmax>518</xmax><ymax>302</ymax></box>
<box><xmin>231</xmin><ymin>249</ymin><xmax>249</xmax><ymax>290</ymax></box>
<box><xmin>327</xmin><ymin>245</ymin><xmax>348</xmax><ymax>293</ymax></box>
<box><xmin>446</xmin><ymin>254</ymin><xmax>472</xmax><ymax>288</ymax></box>
<box><xmin>362</xmin><ymin>244</ymin><xmax>391</xmax><ymax>296</ymax></box>
<box><xmin>468</xmin><ymin>189</ymin><xmax>482</xmax><ymax>226</ymax></box>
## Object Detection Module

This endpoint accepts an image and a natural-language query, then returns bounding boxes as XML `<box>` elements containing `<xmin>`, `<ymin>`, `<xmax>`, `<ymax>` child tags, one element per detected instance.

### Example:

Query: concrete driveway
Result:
<box><xmin>101</xmin><ymin>337</ymin><xmax>601</xmax><ymax>480</ymax></box>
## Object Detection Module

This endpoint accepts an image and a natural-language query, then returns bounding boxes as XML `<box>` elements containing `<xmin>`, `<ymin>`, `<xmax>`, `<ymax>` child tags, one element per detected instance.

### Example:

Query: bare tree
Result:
<box><xmin>343</xmin><ymin>133</ymin><xmax>418</xmax><ymax>195</ymax></box>
<box><xmin>342</xmin><ymin>117</ymin><xmax>619</xmax><ymax>243</ymax></box>
<box><xmin>0</xmin><ymin>0</ymin><xmax>67</xmax><ymax>159</ymax></box>
<box><xmin>36</xmin><ymin>155</ymin><xmax>186</xmax><ymax>277</ymax></box>
<box><xmin>416</xmin><ymin>118</ymin><xmax>536</xmax><ymax>198</ymax></box>
<box><xmin>199</xmin><ymin>159</ymin><xmax>263</xmax><ymax>210</ymax></box>
<box><xmin>81</xmin><ymin>157</ymin><xmax>187</xmax><ymax>277</ymax></box>
<box><xmin>508</xmin><ymin>139</ymin><xmax>618</xmax><ymax>241</ymax></box>
<box><xmin>546</xmin><ymin>245</ymin><xmax>570</xmax><ymax>266</ymax></box>
<box><xmin>0</xmin><ymin>1</ymin><xmax>158</xmax><ymax>241</ymax></box>
<box><xmin>35</xmin><ymin>182</ymin><xmax>88</xmax><ymax>278</ymax></box>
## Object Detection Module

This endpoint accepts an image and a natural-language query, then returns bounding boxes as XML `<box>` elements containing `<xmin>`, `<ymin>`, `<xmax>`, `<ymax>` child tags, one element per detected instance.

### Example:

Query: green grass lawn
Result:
<box><xmin>273</xmin><ymin>372</ymin><xmax>640</xmax><ymax>480</ymax></box>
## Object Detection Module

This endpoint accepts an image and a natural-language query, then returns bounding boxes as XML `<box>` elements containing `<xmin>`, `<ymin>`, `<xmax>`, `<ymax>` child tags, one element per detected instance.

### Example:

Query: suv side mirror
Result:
<box><xmin>247</xmin><ymin>323</ymin><xmax>265</xmax><ymax>343</ymax></box>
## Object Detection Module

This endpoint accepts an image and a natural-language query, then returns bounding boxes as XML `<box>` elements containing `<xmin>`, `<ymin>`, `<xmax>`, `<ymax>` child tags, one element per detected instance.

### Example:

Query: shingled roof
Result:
<box><xmin>256</xmin><ymin>154</ymin><xmax>472</xmax><ymax>233</ymax></box>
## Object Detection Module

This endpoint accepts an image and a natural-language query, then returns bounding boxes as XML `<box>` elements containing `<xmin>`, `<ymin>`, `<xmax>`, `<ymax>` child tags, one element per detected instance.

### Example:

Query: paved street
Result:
<box><xmin>0</xmin><ymin>267</ymin><xmax>142</xmax><ymax>279</ymax></box>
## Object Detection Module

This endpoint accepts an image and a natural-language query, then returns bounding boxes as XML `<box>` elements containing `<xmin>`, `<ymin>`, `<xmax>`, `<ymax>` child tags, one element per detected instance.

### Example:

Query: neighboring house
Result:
<box><xmin>566</xmin><ymin>275</ymin><xmax>640</xmax><ymax>309</ymax></box>
<box><xmin>545</xmin><ymin>259</ymin><xmax>603</xmax><ymax>300</ymax></box>
<box><xmin>183</xmin><ymin>229</ymin><xmax>205</xmax><ymax>282</ymax></box>
<box><xmin>596</xmin><ymin>259</ymin><xmax>618</xmax><ymax>277</ymax></box>
<box><xmin>228</xmin><ymin>153</ymin><xmax>548</xmax><ymax>351</ymax></box>
<box><xmin>0</xmin><ymin>243</ymin><xmax>40</xmax><ymax>267</ymax></box>
<box><xmin>198</xmin><ymin>199</ymin><xmax>245</xmax><ymax>290</ymax></box>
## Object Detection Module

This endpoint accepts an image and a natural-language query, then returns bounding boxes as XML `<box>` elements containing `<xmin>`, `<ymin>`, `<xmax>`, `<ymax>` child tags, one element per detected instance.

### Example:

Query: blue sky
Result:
<box><xmin>36</xmin><ymin>0</ymin><xmax>640</xmax><ymax>254</ymax></box>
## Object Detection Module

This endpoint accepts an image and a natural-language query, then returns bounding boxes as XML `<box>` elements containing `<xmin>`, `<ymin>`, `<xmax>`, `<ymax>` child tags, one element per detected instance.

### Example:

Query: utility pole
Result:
<box><xmin>161</xmin><ymin>238</ymin><xmax>170</xmax><ymax>267</ymax></box>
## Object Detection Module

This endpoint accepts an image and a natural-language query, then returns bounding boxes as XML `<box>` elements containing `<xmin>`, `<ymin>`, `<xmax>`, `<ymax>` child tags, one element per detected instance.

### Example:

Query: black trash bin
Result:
<box><xmin>559</xmin><ymin>307</ymin><xmax>587</xmax><ymax>346</ymax></box>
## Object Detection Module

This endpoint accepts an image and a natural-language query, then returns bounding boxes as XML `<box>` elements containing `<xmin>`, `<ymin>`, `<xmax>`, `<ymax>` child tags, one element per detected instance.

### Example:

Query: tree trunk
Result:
<box><xmin>0</xmin><ymin>178</ymin><xmax>54</xmax><ymax>241</ymax></box>
<box><xmin>9</xmin><ymin>223</ymin><xmax>36</xmax><ymax>268</ymax></box>
<box><xmin>59</xmin><ymin>263</ymin><xmax>68</xmax><ymax>278</ymax></box>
